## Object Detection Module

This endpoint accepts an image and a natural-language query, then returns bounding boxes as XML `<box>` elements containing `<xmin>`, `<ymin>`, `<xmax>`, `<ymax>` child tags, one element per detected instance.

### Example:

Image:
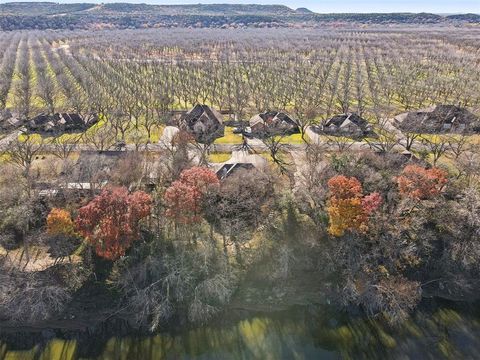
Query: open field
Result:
<box><xmin>0</xmin><ymin>28</ymin><xmax>479</xmax><ymax>130</ymax></box>
<box><xmin>0</xmin><ymin>27</ymin><xmax>478</xmax><ymax>157</ymax></box>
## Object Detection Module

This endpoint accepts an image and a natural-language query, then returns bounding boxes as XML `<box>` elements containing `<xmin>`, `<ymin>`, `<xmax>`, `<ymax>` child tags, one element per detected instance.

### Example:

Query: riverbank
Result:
<box><xmin>2</xmin><ymin>302</ymin><xmax>480</xmax><ymax>360</ymax></box>
<box><xmin>2</xmin><ymin>264</ymin><xmax>480</xmax><ymax>360</ymax></box>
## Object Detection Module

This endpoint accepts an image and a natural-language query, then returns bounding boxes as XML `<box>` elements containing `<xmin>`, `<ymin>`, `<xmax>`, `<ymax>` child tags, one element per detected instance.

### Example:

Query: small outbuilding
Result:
<box><xmin>36</xmin><ymin>150</ymin><xmax>127</xmax><ymax>197</ymax></box>
<box><xmin>214</xmin><ymin>150</ymin><xmax>268</xmax><ymax>180</ymax></box>
<box><xmin>394</xmin><ymin>105</ymin><xmax>480</xmax><ymax>134</ymax></box>
<box><xmin>179</xmin><ymin>104</ymin><xmax>224</xmax><ymax>144</ymax></box>
<box><xmin>216</xmin><ymin>163</ymin><xmax>255</xmax><ymax>180</ymax></box>
<box><xmin>69</xmin><ymin>150</ymin><xmax>126</xmax><ymax>189</ymax></box>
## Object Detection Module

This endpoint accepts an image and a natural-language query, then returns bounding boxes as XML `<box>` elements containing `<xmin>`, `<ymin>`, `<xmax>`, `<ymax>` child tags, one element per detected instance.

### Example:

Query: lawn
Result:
<box><xmin>469</xmin><ymin>135</ymin><xmax>480</xmax><ymax>144</ymax></box>
<box><xmin>124</xmin><ymin>124</ymin><xmax>165</xmax><ymax>144</ymax></box>
<box><xmin>18</xmin><ymin>120</ymin><xmax>165</xmax><ymax>145</ymax></box>
<box><xmin>208</xmin><ymin>152</ymin><xmax>232</xmax><ymax>163</ymax></box>
<box><xmin>214</xmin><ymin>127</ymin><xmax>243</xmax><ymax>145</ymax></box>
<box><xmin>277</xmin><ymin>132</ymin><xmax>308</xmax><ymax>144</ymax></box>
<box><xmin>434</xmin><ymin>156</ymin><xmax>458</xmax><ymax>174</ymax></box>
<box><xmin>0</xmin><ymin>153</ymin><xmax>11</xmax><ymax>163</ymax></box>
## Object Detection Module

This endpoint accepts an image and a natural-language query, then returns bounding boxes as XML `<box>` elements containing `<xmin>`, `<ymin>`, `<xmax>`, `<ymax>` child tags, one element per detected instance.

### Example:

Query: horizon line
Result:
<box><xmin>1</xmin><ymin>2</ymin><xmax>479</xmax><ymax>15</ymax></box>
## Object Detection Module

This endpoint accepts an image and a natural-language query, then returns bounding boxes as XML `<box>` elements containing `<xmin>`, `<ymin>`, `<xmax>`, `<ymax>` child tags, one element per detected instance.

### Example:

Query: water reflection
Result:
<box><xmin>2</xmin><ymin>308</ymin><xmax>480</xmax><ymax>359</ymax></box>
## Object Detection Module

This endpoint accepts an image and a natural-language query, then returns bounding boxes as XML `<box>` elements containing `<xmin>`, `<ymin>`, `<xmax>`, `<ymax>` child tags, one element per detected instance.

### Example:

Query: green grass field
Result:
<box><xmin>214</xmin><ymin>127</ymin><xmax>243</xmax><ymax>145</ymax></box>
<box><xmin>208</xmin><ymin>152</ymin><xmax>232</xmax><ymax>163</ymax></box>
<box><xmin>18</xmin><ymin>120</ymin><xmax>165</xmax><ymax>145</ymax></box>
<box><xmin>278</xmin><ymin>132</ymin><xmax>309</xmax><ymax>144</ymax></box>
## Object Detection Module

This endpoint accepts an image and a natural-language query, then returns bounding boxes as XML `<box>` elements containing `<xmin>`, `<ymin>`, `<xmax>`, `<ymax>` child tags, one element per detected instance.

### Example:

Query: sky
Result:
<box><xmin>4</xmin><ymin>0</ymin><xmax>480</xmax><ymax>14</ymax></box>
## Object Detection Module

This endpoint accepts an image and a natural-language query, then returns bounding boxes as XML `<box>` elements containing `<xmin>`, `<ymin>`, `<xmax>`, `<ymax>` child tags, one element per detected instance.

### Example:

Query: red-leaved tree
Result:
<box><xmin>164</xmin><ymin>167</ymin><xmax>219</xmax><ymax>224</ymax></box>
<box><xmin>362</xmin><ymin>192</ymin><xmax>383</xmax><ymax>215</ymax></box>
<box><xmin>76</xmin><ymin>187</ymin><xmax>152</xmax><ymax>260</ymax></box>
<box><xmin>397</xmin><ymin>165</ymin><xmax>447</xmax><ymax>200</ymax></box>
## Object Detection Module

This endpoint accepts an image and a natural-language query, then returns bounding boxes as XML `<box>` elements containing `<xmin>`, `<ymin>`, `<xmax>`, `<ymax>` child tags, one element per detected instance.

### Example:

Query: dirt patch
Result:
<box><xmin>2</xmin><ymin>245</ymin><xmax>81</xmax><ymax>273</ymax></box>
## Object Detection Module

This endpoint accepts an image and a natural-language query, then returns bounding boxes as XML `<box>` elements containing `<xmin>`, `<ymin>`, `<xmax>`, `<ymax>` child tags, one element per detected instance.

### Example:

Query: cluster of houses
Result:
<box><xmin>179</xmin><ymin>103</ymin><xmax>479</xmax><ymax>144</ymax></box>
<box><xmin>2</xmin><ymin>103</ymin><xmax>477</xmax><ymax>142</ymax></box>
<box><xmin>310</xmin><ymin>105</ymin><xmax>479</xmax><ymax>139</ymax></box>
<box><xmin>3</xmin><ymin>102</ymin><xmax>479</xmax><ymax>200</ymax></box>
<box><xmin>177</xmin><ymin>105</ymin><xmax>300</xmax><ymax>143</ymax></box>
<box><xmin>178</xmin><ymin>105</ymin><xmax>377</xmax><ymax>141</ymax></box>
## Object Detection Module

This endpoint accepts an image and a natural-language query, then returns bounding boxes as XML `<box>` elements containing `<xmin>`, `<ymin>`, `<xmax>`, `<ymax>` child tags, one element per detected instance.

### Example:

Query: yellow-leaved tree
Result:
<box><xmin>327</xmin><ymin>175</ymin><xmax>382</xmax><ymax>237</ymax></box>
<box><xmin>46</xmin><ymin>208</ymin><xmax>76</xmax><ymax>237</ymax></box>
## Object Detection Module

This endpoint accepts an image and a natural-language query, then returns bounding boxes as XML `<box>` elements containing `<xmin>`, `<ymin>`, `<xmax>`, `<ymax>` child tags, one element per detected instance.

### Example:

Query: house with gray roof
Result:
<box><xmin>27</xmin><ymin>113</ymin><xmax>98</xmax><ymax>134</ymax></box>
<box><xmin>248</xmin><ymin>111</ymin><xmax>299</xmax><ymax>137</ymax></box>
<box><xmin>316</xmin><ymin>113</ymin><xmax>375</xmax><ymax>139</ymax></box>
<box><xmin>394</xmin><ymin>105</ymin><xmax>480</xmax><ymax>134</ymax></box>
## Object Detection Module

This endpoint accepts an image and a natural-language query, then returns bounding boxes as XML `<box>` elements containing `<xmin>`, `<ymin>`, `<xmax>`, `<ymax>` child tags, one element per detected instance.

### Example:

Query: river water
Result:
<box><xmin>1</xmin><ymin>305</ymin><xmax>479</xmax><ymax>359</ymax></box>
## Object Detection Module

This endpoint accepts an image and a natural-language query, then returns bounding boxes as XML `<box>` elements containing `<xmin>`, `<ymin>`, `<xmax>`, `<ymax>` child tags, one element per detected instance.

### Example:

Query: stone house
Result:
<box><xmin>318</xmin><ymin>113</ymin><xmax>375</xmax><ymax>139</ymax></box>
<box><xmin>248</xmin><ymin>111</ymin><xmax>299</xmax><ymax>136</ymax></box>
<box><xmin>179</xmin><ymin>104</ymin><xmax>224</xmax><ymax>144</ymax></box>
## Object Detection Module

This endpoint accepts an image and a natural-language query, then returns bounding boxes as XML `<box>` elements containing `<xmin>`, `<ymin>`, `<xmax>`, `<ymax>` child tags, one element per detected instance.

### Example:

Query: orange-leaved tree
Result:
<box><xmin>397</xmin><ymin>165</ymin><xmax>447</xmax><ymax>200</ymax></box>
<box><xmin>164</xmin><ymin>166</ymin><xmax>219</xmax><ymax>225</ymax></box>
<box><xmin>76</xmin><ymin>186</ymin><xmax>152</xmax><ymax>260</ymax></box>
<box><xmin>327</xmin><ymin>175</ymin><xmax>382</xmax><ymax>237</ymax></box>
<box><xmin>47</xmin><ymin>208</ymin><xmax>76</xmax><ymax>237</ymax></box>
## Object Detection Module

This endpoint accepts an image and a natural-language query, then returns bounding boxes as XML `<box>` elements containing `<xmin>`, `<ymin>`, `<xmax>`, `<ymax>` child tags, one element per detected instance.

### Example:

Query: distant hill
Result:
<box><xmin>95</xmin><ymin>3</ymin><xmax>297</xmax><ymax>16</ymax></box>
<box><xmin>295</xmin><ymin>8</ymin><xmax>314</xmax><ymax>14</ymax></box>
<box><xmin>446</xmin><ymin>13</ymin><xmax>480</xmax><ymax>23</ymax></box>
<box><xmin>0</xmin><ymin>2</ymin><xmax>478</xmax><ymax>31</ymax></box>
<box><xmin>0</xmin><ymin>2</ymin><xmax>96</xmax><ymax>16</ymax></box>
<box><xmin>0</xmin><ymin>2</ymin><xmax>297</xmax><ymax>16</ymax></box>
<box><xmin>312</xmin><ymin>12</ymin><xmax>446</xmax><ymax>24</ymax></box>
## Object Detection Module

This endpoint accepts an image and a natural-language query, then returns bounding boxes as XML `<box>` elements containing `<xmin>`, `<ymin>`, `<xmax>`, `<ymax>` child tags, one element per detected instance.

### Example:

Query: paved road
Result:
<box><xmin>1</xmin><ymin>122</ymin><xmax>413</xmax><ymax>156</ymax></box>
